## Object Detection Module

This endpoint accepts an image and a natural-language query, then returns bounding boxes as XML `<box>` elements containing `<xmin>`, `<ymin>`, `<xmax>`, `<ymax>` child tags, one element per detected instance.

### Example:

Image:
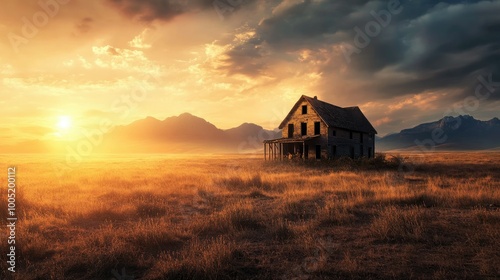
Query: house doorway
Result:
<box><xmin>315</xmin><ymin>145</ymin><xmax>321</xmax><ymax>159</ymax></box>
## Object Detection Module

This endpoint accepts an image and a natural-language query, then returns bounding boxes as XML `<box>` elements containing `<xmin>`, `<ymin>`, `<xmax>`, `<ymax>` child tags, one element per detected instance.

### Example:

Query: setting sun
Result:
<box><xmin>57</xmin><ymin>116</ymin><xmax>72</xmax><ymax>131</ymax></box>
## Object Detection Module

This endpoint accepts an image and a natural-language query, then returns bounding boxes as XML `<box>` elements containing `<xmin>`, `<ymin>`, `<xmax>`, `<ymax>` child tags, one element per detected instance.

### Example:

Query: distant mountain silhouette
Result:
<box><xmin>109</xmin><ymin>113</ymin><xmax>224</xmax><ymax>142</ymax></box>
<box><xmin>99</xmin><ymin>113</ymin><xmax>280</xmax><ymax>153</ymax></box>
<box><xmin>225</xmin><ymin>123</ymin><xmax>269</xmax><ymax>140</ymax></box>
<box><xmin>377</xmin><ymin>115</ymin><xmax>500</xmax><ymax>151</ymax></box>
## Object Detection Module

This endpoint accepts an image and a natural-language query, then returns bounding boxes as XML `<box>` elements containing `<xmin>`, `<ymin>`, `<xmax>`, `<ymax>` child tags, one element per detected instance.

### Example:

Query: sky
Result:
<box><xmin>1</xmin><ymin>0</ymin><xmax>499</xmax><ymax>147</ymax></box>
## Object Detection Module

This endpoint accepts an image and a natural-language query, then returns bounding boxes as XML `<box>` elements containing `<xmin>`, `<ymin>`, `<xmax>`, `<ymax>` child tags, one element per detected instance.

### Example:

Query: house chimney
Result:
<box><xmin>314</xmin><ymin>96</ymin><xmax>317</xmax><ymax>100</ymax></box>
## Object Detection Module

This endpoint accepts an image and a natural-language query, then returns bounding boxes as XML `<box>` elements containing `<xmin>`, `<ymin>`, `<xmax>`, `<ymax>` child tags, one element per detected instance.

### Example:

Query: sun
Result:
<box><xmin>57</xmin><ymin>116</ymin><xmax>72</xmax><ymax>130</ymax></box>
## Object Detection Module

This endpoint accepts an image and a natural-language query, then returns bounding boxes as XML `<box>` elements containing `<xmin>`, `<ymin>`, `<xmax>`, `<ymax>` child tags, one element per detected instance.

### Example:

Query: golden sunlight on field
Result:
<box><xmin>0</xmin><ymin>153</ymin><xmax>499</xmax><ymax>279</ymax></box>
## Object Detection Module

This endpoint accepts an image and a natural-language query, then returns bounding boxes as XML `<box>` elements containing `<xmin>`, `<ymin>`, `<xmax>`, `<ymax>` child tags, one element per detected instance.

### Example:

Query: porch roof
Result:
<box><xmin>263</xmin><ymin>135</ymin><xmax>320</xmax><ymax>144</ymax></box>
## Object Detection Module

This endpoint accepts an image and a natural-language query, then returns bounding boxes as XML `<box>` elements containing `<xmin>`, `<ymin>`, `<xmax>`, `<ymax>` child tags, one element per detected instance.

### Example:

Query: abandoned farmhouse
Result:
<box><xmin>264</xmin><ymin>95</ymin><xmax>377</xmax><ymax>160</ymax></box>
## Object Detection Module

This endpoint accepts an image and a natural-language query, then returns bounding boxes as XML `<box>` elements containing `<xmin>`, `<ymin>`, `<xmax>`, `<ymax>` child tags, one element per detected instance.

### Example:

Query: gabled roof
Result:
<box><xmin>278</xmin><ymin>95</ymin><xmax>378</xmax><ymax>134</ymax></box>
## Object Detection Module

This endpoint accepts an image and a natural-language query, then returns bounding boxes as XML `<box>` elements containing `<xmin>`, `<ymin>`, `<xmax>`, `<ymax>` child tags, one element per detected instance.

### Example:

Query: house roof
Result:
<box><xmin>278</xmin><ymin>95</ymin><xmax>378</xmax><ymax>134</ymax></box>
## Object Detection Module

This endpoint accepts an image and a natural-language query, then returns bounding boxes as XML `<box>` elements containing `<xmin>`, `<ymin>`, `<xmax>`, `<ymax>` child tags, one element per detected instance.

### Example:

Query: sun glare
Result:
<box><xmin>57</xmin><ymin>116</ymin><xmax>72</xmax><ymax>130</ymax></box>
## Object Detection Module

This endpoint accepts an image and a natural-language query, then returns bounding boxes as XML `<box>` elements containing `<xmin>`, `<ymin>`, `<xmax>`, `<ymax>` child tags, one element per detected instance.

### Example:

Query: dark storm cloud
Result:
<box><xmin>220</xmin><ymin>36</ymin><xmax>268</xmax><ymax>76</ymax></box>
<box><xmin>258</xmin><ymin>0</ymin><xmax>372</xmax><ymax>50</ymax></box>
<box><xmin>377</xmin><ymin>0</ymin><xmax>500</xmax><ymax>99</ymax></box>
<box><xmin>107</xmin><ymin>0</ymin><xmax>257</xmax><ymax>22</ymax></box>
<box><xmin>223</xmin><ymin>0</ymin><xmax>500</xmax><ymax>100</ymax></box>
<box><xmin>107</xmin><ymin>0</ymin><xmax>214</xmax><ymax>22</ymax></box>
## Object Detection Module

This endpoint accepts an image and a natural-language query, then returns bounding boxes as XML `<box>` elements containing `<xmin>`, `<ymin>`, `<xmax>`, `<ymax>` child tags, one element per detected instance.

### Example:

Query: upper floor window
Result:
<box><xmin>301</xmin><ymin>122</ymin><xmax>307</xmax><ymax>136</ymax></box>
<box><xmin>314</xmin><ymin>122</ymin><xmax>320</xmax><ymax>135</ymax></box>
<box><xmin>332</xmin><ymin>130</ymin><xmax>336</xmax><ymax>137</ymax></box>
<box><xmin>302</xmin><ymin>105</ymin><xmax>307</xmax><ymax>114</ymax></box>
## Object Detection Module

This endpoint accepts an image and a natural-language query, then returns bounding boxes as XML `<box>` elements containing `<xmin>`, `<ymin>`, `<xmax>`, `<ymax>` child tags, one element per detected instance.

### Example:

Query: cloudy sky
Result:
<box><xmin>1</xmin><ymin>0</ymin><xmax>499</xmax><ymax>146</ymax></box>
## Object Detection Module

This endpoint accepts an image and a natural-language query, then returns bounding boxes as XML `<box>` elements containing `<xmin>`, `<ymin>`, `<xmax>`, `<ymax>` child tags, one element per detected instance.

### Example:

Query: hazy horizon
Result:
<box><xmin>1</xmin><ymin>109</ymin><xmax>500</xmax><ymax>154</ymax></box>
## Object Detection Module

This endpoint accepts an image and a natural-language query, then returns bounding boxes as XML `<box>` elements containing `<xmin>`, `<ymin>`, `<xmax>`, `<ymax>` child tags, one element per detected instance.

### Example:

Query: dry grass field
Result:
<box><xmin>1</xmin><ymin>152</ymin><xmax>499</xmax><ymax>279</ymax></box>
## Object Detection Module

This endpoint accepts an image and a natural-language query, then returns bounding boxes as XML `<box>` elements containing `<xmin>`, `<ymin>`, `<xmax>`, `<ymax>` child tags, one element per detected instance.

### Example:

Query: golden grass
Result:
<box><xmin>370</xmin><ymin>205</ymin><xmax>427</xmax><ymax>241</ymax></box>
<box><xmin>0</xmin><ymin>152</ymin><xmax>499</xmax><ymax>279</ymax></box>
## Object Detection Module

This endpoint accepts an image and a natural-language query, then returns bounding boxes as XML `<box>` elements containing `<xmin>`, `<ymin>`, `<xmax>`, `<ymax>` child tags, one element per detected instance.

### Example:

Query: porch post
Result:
<box><xmin>280</xmin><ymin>143</ymin><xmax>283</xmax><ymax>161</ymax></box>
<box><xmin>264</xmin><ymin>143</ymin><xmax>266</xmax><ymax>160</ymax></box>
<box><xmin>303</xmin><ymin>142</ymin><xmax>305</xmax><ymax>161</ymax></box>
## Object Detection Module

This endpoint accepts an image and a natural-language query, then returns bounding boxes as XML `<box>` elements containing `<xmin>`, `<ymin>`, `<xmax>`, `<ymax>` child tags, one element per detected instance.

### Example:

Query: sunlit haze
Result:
<box><xmin>57</xmin><ymin>116</ymin><xmax>71</xmax><ymax>130</ymax></box>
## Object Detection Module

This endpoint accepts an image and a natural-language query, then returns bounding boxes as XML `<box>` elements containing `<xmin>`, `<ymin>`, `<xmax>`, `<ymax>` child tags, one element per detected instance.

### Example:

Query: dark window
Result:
<box><xmin>332</xmin><ymin>129</ymin><xmax>336</xmax><ymax>137</ymax></box>
<box><xmin>288</xmin><ymin>124</ymin><xmax>294</xmax><ymax>138</ymax></box>
<box><xmin>302</xmin><ymin>105</ymin><xmax>307</xmax><ymax>114</ymax></box>
<box><xmin>349</xmin><ymin>131</ymin><xmax>353</xmax><ymax>139</ymax></box>
<box><xmin>315</xmin><ymin>145</ymin><xmax>321</xmax><ymax>159</ymax></box>
<box><xmin>332</xmin><ymin>145</ymin><xmax>337</xmax><ymax>158</ymax></box>
<box><xmin>304</xmin><ymin>145</ymin><xmax>309</xmax><ymax>159</ymax></box>
<box><xmin>314</xmin><ymin>122</ymin><xmax>320</xmax><ymax>135</ymax></box>
<box><xmin>301</xmin><ymin>122</ymin><xmax>307</xmax><ymax>136</ymax></box>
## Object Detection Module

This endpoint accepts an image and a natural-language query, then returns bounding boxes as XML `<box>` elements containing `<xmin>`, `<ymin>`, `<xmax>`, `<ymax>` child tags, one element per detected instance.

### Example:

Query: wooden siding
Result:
<box><xmin>280</xmin><ymin>100</ymin><xmax>329</xmax><ymax>159</ymax></box>
<box><xmin>281</xmin><ymin>100</ymin><xmax>327</xmax><ymax>139</ymax></box>
<box><xmin>328</xmin><ymin>128</ymin><xmax>375</xmax><ymax>158</ymax></box>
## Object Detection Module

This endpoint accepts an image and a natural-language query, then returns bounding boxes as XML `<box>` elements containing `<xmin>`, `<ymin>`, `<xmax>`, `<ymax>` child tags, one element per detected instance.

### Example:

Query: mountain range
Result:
<box><xmin>97</xmin><ymin>113</ymin><xmax>281</xmax><ymax>153</ymax></box>
<box><xmin>376</xmin><ymin>115</ymin><xmax>500</xmax><ymax>151</ymax></box>
<box><xmin>1</xmin><ymin>113</ymin><xmax>499</xmax><ymax>153</ymax></box>
<box><xmin>101</xmin><ymin>113</ymin><xmax>500</xmax><ymax>152</ymax></box>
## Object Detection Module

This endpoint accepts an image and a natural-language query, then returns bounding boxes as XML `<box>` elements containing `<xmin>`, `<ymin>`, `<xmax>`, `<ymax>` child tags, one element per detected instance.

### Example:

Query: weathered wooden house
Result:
<box><xmin>264</xmin><ymin>95</ymin><xmax>377</xmax><ymax>160</ymax></box>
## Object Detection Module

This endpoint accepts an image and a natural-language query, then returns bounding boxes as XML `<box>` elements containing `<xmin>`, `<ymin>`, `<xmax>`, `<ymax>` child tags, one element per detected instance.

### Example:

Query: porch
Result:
<box><xmin>263</xmin><ymin>136</ymin><xmax>320</xmax><ymax>161</ymax></box>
